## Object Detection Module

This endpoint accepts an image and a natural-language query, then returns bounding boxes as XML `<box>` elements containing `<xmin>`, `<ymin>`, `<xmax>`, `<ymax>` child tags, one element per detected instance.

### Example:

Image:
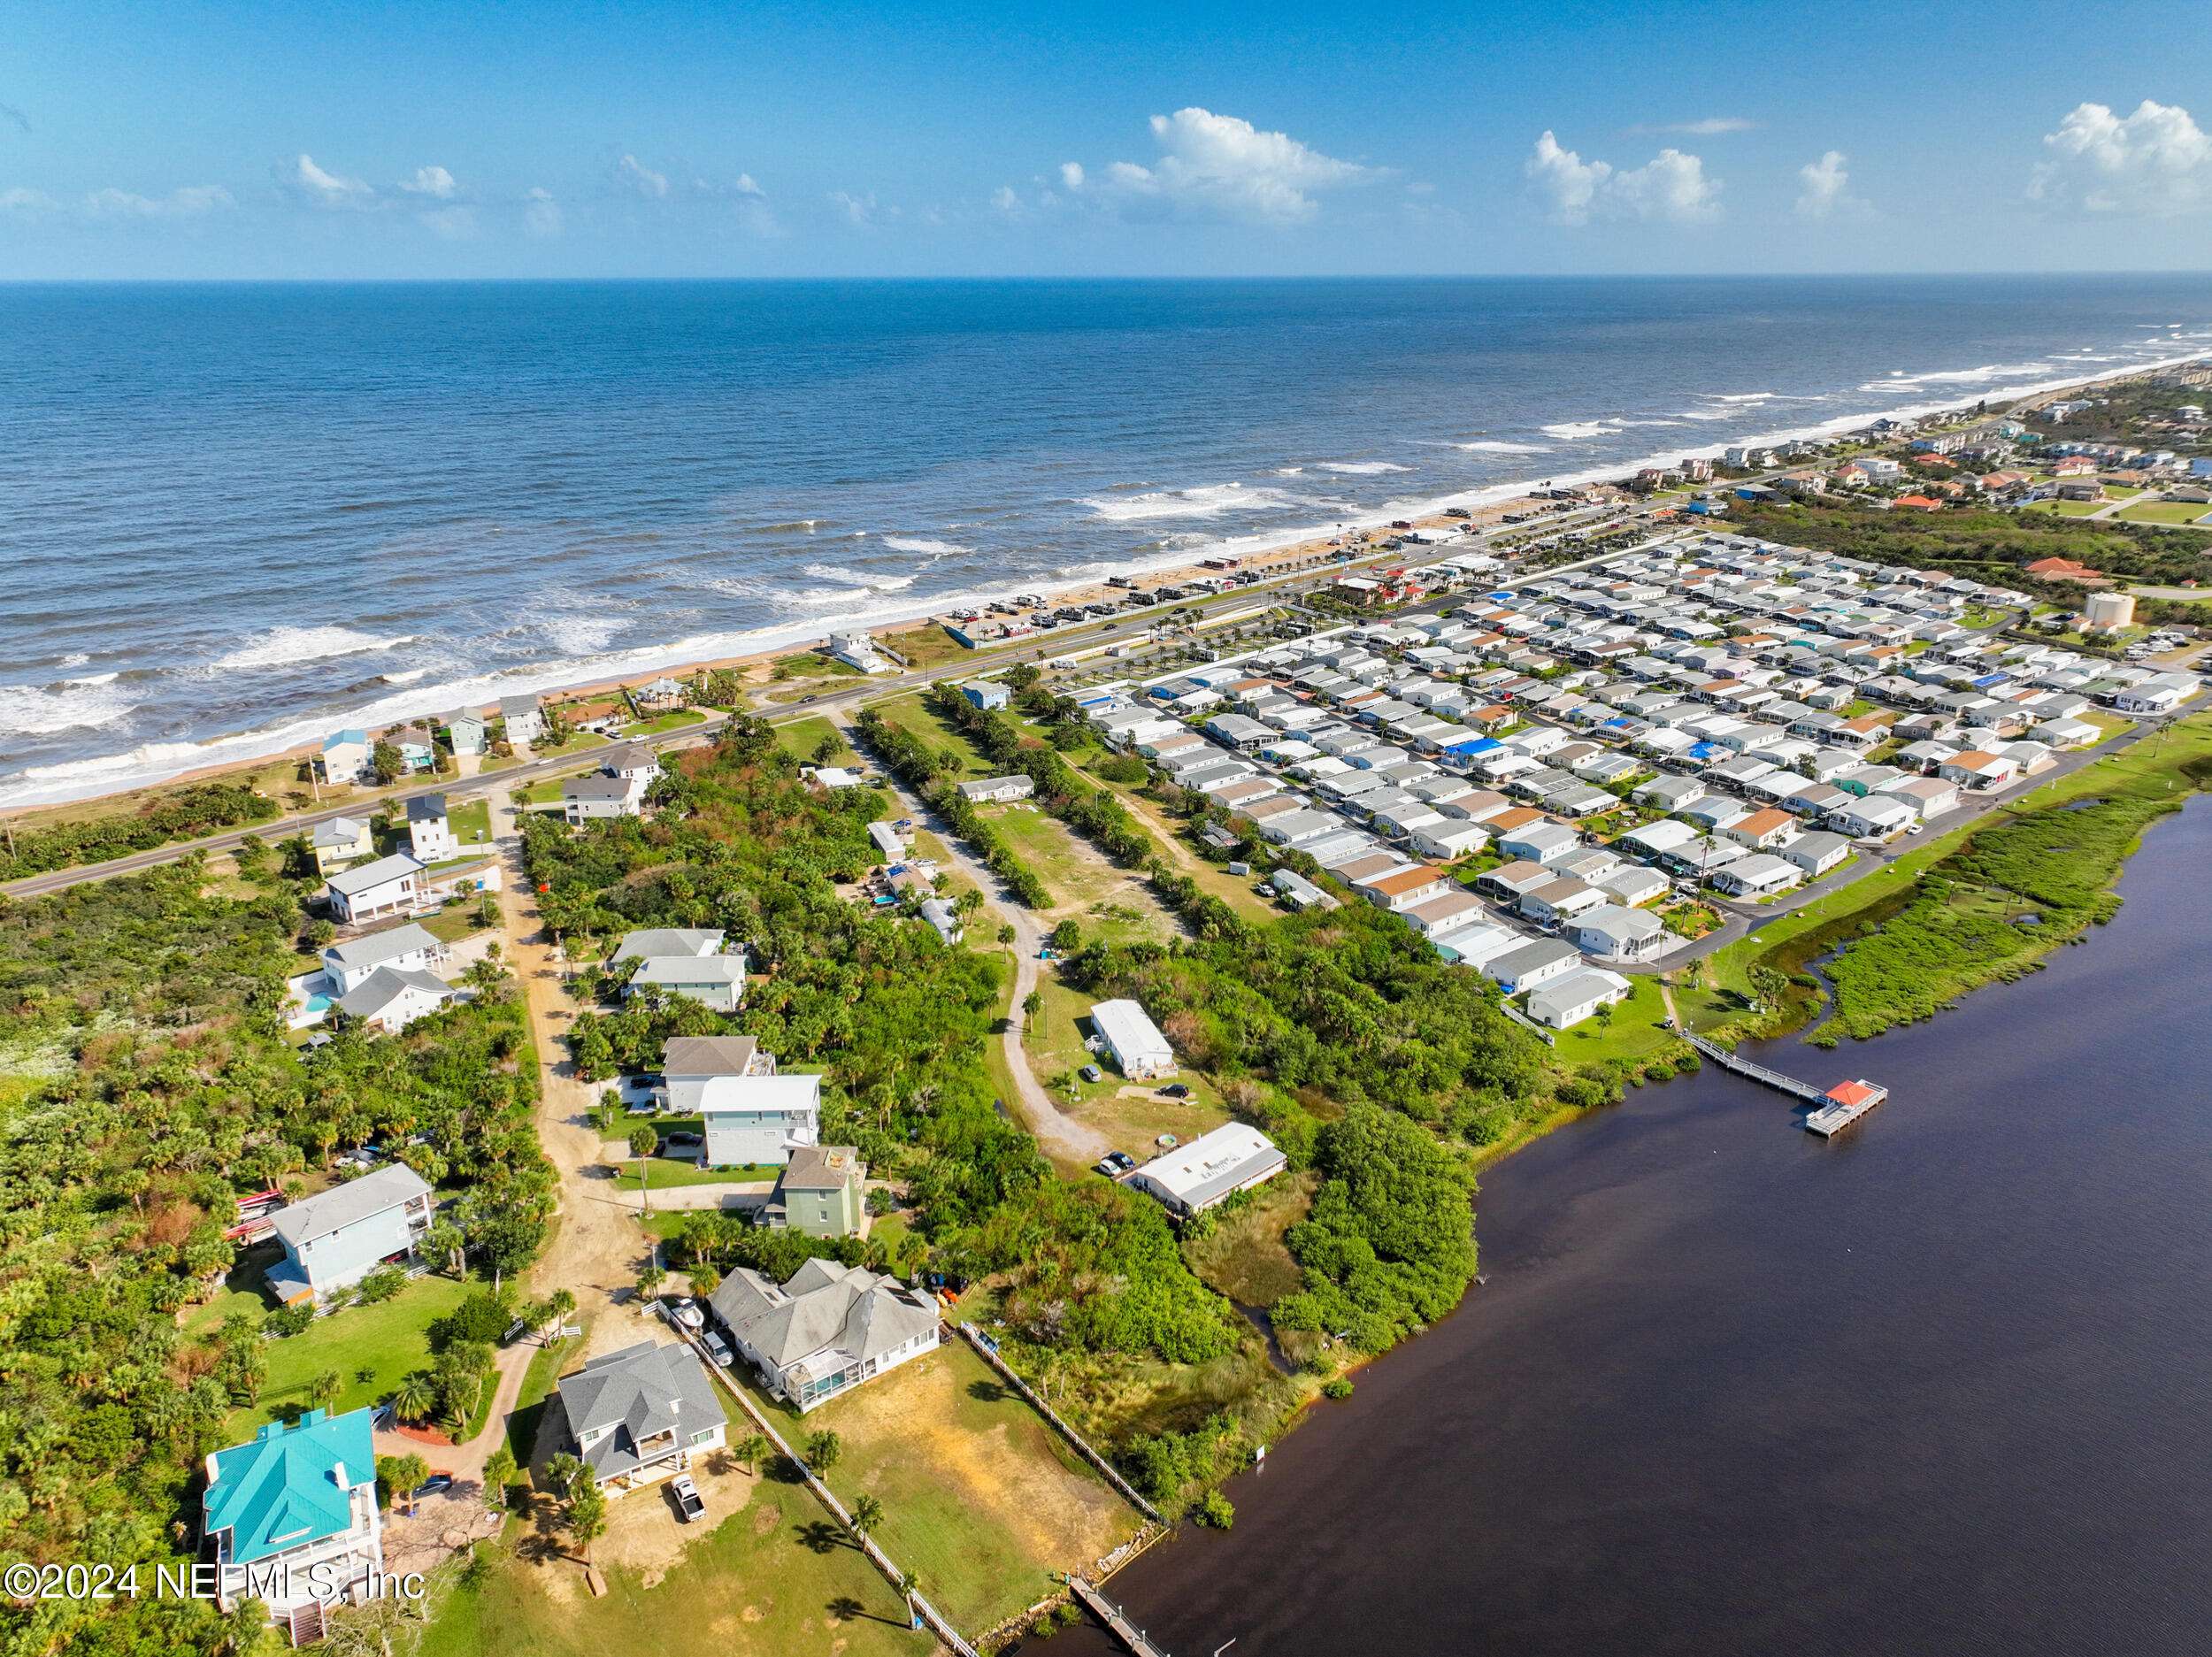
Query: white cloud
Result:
<box><xmin>0</xmin><ymin>186</ymin><xmax>54</xmax><ymax>211</ymax></box>
<box><xmin>2032</xmin><ymin>99</ymin><xmax>2212</xmax><ymax>216</ymax></box>
<box><xmin>83</xmin><ymin>184</ymin><xmax>234</xmax><ymax>219</ymax></box>
<box><xmin>828</xmin><ymin>189</ymin><xmax>879</xmax><ymax>226</ymax></box>
<box><xmin>417</xmin><ymin>205</ymin><xmax>476</xmax><ymax>239</ymax></box>
<box><xmin>616</xmin><ymin>153</ymin><xmax>670</xmax><ymax>198</ymax></box>
<box><xmin>291</xmin><ymin>152</ymin><xmax>374</xmax><ymax>208</ymax></box>
<box><xmin>1525</xmin><ymin>130</ymin><xmax>1720</xmax><ymax>226</ymax></box>
<box><xmin>1794</xmin><ymin>150</ymin><xmax>1863</xmax><ymax>219</ymax></box>
<box><xmin>991</xmin><ymin>184</ymin><xmax>1021</xmax><ymax>215</ymax></box>
<box><xmin>734</xmin><ymin>173</ymin><xmax>764</xmax><ymax>198</ymax></box>
<box><xmin>1631</xmin><ymin>117</ymin><xmax>1757</xmax><ymax>136</ymax></box>
<box><xmin>1065</xmin><ymin>107</ymin><xmax>1377</xmax><ymax>225</ymax></box>
<box><xmin>523</xmin><ymin>186</ymin><xmax>562</xmax><ymax>238</ymax></box>
<box><xmin>399</xmin><ymin>165</ymin><xmax>457</xmax><ymax>199</ymax></box>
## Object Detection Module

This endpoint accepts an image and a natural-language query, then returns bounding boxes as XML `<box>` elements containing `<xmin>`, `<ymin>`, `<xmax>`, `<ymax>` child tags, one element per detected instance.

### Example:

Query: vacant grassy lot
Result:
<box><xmin>803</xmin><ymin>1339</ymin><xmax>1142</xmax><ymax>1630</ymax></box>
<box><xmin>613</xmin><ymin>1156</ymin><xmax>780</xmax><ymax>1190</ymax></box>
<box><xmin>1181</xmin><ymin>1172</ymin><xmax>1314</xmax><ymax>1307</ymax></box>
<box><xmin>2117</xmin><ymin>501</ymin><xmax>2212</xmax><ymax>525</ymax></box>
<box><xmin>774</xmin><ymin>715</ymin><xmax>855</xmax><ymax>767</ymax></box>
<box><xmin>622</xmin><ymin>709</ymin><xmax>709</xmax><ymax>737</ymax></box>
<box><xmin>1024</xmin><ymin>976</ymin><xmax>1228</xmax><ymax>1155</ymax></box>
<box><xmin>191</xmin><ymin>1268</ymin><xmax>476</xmax><ymax>1439</ymax></box>
<box><xmin>417</xmin><ymin>1473</ymin><xmax>918</xmax><ymax>1657</ymax></box>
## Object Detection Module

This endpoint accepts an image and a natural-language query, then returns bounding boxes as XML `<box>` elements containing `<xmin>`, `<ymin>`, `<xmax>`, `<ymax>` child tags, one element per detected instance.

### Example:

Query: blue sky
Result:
<box><xmin>6</xmin><ymin>0</ymin><xmax>2212</xmax><ymax>278</ymax></box>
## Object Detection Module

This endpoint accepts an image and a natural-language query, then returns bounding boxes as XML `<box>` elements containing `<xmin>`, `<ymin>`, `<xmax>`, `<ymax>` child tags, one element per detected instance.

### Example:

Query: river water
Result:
<box><xmin>1064</xmin><ymin>795</ymin><xmax>2212</xmax><ymax>1656</ymax></box>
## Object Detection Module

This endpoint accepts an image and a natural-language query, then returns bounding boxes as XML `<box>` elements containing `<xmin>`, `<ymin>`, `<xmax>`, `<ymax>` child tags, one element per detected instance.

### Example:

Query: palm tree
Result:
<box><xmin>733</xmin><ymin>1433</ymin><xmax>771</xmax><ymax>1477</ymax></box>
<box><xmin>308</xmin><ymin>1369</ymin><xmax>344</xmax><ymax>1413</ymax></box>
<box><xmin>392</xmin><ymin>1370</ymin><xmax>437</xmax><ymax>1424</ymax></box>
<box><xmin>848</xmin><ymin>1494</ymin><xmax>884</xmax><ymax>1538</ymax></box>
<box><xmin>543</xmin><ymin>1288</ymin><xmax>577</xmax><ymax>1341</ymax></box>
<box><xmin>803</xmin><ymin>1430</ymin><xmax>842</xmax><ymax>1474</ymax></box>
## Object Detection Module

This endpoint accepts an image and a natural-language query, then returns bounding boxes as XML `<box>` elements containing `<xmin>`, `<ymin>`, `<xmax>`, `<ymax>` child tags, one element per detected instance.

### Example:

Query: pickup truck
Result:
<box><xmin>669</xmin><ymin>1474</ymin><xmax>706</xmax><ymax>1523</ymax></box>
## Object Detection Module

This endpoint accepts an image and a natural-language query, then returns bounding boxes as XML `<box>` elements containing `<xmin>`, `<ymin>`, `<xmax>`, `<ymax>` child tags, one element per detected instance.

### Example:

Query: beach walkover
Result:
<box><xmin>1681</xmin><ymin>1033</ymin><xmax>1887</xmax><ymax>1136</ymax></box>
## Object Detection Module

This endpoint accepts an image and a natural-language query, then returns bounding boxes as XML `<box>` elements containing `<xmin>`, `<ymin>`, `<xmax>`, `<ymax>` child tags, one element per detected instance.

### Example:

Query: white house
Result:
<box><xmin>1127</xmin><ymin>1123</ymin><xmax>1287</xmax><ymax>1218</ymax></box>
<box><xmin>958</xmin><ymin>775</ymin><xmax>1036</xmax><ymax>803</ymax></box>
<box><xmin>1526</xmin><ymin>967</ymin><xmax>1633</xmax><ymax>1030</ymax></box>
<box><xmin>1091</xmin><ymin>998</ymin><xmax>1176</xmax><ymax>1079</ymax></box>
<box><xmin>710</xmin><ymin>1258</ymin><xmax>941</xmax><ymax>1412</ymax></box>
<box><xmin>325</xmin><ymin>852</ymin><xmax>426</xmax><ymax>924</ymax></box>
<box><xmin>316</xmin><ymin>925</ymin><xmax>442</xmax><ymax>1002</ymax></box>
<box><xmin>1566</xmin><ymin>905</ymin><xmax>1670</xmax><ymax>962</ymax></box>
<box><xmin>831</xmin><ymin>633</ymin><xmax>895</xmax><ymax>675</ymax></box>
<box><xmin>556</xmin><ymin>1340</ymin><xmax>727</xmax><ymax>1495</ymax></box>
<box><xmin>405</xmin><ymin>793</ymin><xmax>457</xmax><ymax>863</ymax></box>
<box><xmin>1481</xmin><ymin>938</ymin><xmax>1584</xmax><ymax>994</ymax></box>
<box><xmin>1828</xmin><ymin>794</ymin><xmax>1919</xmax><ymax>840</ymax></box>
<box><xmin>318</xmin><ymin>730</ymin><xmax>371</xmax><ymax>785</ymax></box>
<box><xmin>499</xmin><ymin>695</ymin><xmax>545</xmax><ymax>745</ymax></box>
<box><xmin>1709</xmin><ymin>854</ymin><xmax>1804</xmax><ymax>898</ymax></box>
<box><xmin>334</xmin><ymin>966</ymin><xmax>454</xmax><ymax>1033</ymax></box>
<box><xmin>1778</xmin><ymin>831</ymin><xmax>1853</xmax><ymax>878</ymax></box>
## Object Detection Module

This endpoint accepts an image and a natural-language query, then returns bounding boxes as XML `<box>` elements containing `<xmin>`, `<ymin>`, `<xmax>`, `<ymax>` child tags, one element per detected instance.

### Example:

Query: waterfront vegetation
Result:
<box><xmin>0</xmin><ymin>854</ymin><xmax>554</xmax><ymax>1657</ymax></box>
<box><xmin>1684</xmin><ymin>711</ymin><xmax>2212</xmax><ymax>1044</ymax></box>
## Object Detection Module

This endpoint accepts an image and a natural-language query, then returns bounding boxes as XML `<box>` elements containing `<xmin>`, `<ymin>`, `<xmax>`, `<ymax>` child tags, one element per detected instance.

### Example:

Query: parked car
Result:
<box><xmin>1107</xmin><ymin>1150</ymin><xmax>1135</xmax><ymax>1173</ymax></box>
<box><xmin>1157</xmin><ymin>1083</ymin><xmax>1191</xmax><ymax>1100</ymax></box>
<box><xmin>702</xmin><ymin>1330</ymin><xmax>733</xmax><ymax>1366</ymax></box>
<box><xmin>1094</xmin><ymin>1155</ymin><xmax>1123</xmax><ymax>1178</ymax></box>
<box><xmin>663</xmin><ymin>1131</ymin><xmax>703</xmax><ymax>1150</ymax></box>
<box><xmin>669</xmin><ymin>1474</ymin><xmax>706</xmax><ymax>1523</ymax></box>
<box><xmin>415</xmin><ymin>1474</ymin><xmax>454</xmax><ymax>1499</ymax></box>
<box><xmin>1079</xmin><ymin>1063</ymin><xmax>1102</xmax><ymax>1084</ymax></box>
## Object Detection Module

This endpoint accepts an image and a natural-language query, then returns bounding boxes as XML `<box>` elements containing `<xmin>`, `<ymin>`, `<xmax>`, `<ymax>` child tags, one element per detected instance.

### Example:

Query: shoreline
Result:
<box><xmin>6</xmin><ymin>345</ymin><xmax>2203</xmax><ymax>819</ymax></box>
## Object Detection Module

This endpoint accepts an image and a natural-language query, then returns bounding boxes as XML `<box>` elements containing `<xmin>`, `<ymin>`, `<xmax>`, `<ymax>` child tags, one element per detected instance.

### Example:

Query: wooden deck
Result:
<box><xmin>1069</xmin><ymin>1576</ymin><xmax>1171</xmax><ymax>1657</ymax></box>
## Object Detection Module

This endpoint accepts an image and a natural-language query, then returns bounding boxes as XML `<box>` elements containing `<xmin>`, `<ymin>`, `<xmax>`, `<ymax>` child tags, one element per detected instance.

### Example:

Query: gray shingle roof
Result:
<box><xmin>324</xmin><ymin>922</ymin><xmax>438</xmax><ymax>973</ymax></box>
<box><xmin>334</xmin><ymin>966</ymin><xmax>450</xmax><ymax>1024</ymax></box>
<box><xmin>326</xmin><ymin>853</ymin><xmax>424</xmax><ymax>897</ymax></box>
<box><xmin>710</xmin><ymin>1259</ymin><xmax>936</xmax><ymax>1370</ymax></box>
<box><xmin>269</xmin><ymin>1162</ymin><xmax>432</xmax><ymax>1249</ymax></box>
<box><xmin>557</xmin><ymin>1341</ymin><xmax>724</xmax><ymax>1481</ymax></box>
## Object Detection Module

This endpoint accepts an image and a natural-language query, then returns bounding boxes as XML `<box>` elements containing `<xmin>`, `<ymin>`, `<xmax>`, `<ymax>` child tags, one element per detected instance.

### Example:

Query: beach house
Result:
<box><xmin>322</xmin><ymin>922</ymin><xmax>445</xmax><ymax>995</ymax></box>
<box><xmin>710</xmin><ymin>1259</ymin><xmax>941</xmax><ymax>1413</ymax></box>
<box><xmin>202</xmin><ymin>1408</ymin><xmax>383</xmax><ymax>1623</ymax></box>
<box><xmin>310</xmin><ymin>815</ymin><xmax>374</xmax><ymax>874</ymax></box>
<box><xmin>1127</xmin><ymin>1123</ymin><xmax>1288</xmax><ymax>1219</ymax></box>
<box><xmin>660</xmin><ymin>1037</ymin><xmax>819</xmax><ymax>1168</ymax></box>
<box><xmin>613</xmin><ymin>926</ymin><xmax>746</xmax><ymax>1012</ymax></box>
<box><xmin>498</xmin><ymin>695</ymin><xmax>544</xmax><ymax>745</ymax></box>
<box><xmin>762</xmin><ymin>1145</ymin><xmax>868</xmax><ymax>1239</ymax></box>
<box><xmin>318</xmin><ymin>730</ymin><xmax>372</xmax><ymax>786</ymax></box>
<box><xmin>1089</xmin><ymin>998</ymin><xmax>1176</xmax><ymax>1079</ymax></box>
<box><xmin>555</xmin><ymin>1341</ymin><xmax>726</xmax><ymax>1497</ymax></box>
<box><xmin>264</xmin><ymin>1163</ymin><xmax>435</xmax><ymax>1305</ymax></box>
<box><xmin>324</xmin><ymin>852</ymin><xmax>425</xmax><ymax>924</ymax></box>
<box><xmin>335</xmin><ymin>966</ymin><xmax>454</xmax><ymax>1033</ymax></box>
<box><xmin>442</xmin><ymin>710</ymin><xmax>488</xmax><ymax>756</ymax></box>
<box><xmin>405</xmin><ymin>794</ymin><xmax>456</xmax><ymax>863</ymax></box>
<box><xmin>831</xmin><ymin>632</ymin><xmax>894</xmax><ymax>674</ymax></box>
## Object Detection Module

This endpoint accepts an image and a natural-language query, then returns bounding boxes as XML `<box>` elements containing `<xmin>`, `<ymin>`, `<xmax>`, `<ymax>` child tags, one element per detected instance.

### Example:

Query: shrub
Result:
<box><xmin>1321</xmin><ymin>1377</ymin><xmax>1355</xmax><ymax>1400</ymax></box>
<box><xmin>1198</xmin><ymin>1490</ymin><xmax>1236</xmax><ymax>1529</ymax></box>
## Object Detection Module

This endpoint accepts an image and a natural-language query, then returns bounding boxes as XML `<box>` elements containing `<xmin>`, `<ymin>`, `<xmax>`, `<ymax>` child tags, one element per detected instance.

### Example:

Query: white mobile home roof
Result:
<box><xmin>1131</xmin><ymin>1124</ymin><xmax>1286</xmax><ymax>1216</ymax></box>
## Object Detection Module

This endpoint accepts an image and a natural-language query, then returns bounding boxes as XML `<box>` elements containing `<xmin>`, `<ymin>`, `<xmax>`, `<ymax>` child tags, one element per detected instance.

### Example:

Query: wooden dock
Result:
<box><xmin>1069</xmin><ymin>1576</ymin><xmax>1171</xmax><ymax>1657</ymax></box>
<box><xmin>1683</xmin><ymin>1034</ymin><xmax>1888</xmax><ymax>1136</ymax></box>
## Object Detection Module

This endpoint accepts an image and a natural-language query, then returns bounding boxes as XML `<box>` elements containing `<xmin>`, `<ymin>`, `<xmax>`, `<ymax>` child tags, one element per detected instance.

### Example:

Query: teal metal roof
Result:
<box><xmin>204</xmin><ymin>1408</ymin><xmax>374</xmax><ymax>1563</ymax></box>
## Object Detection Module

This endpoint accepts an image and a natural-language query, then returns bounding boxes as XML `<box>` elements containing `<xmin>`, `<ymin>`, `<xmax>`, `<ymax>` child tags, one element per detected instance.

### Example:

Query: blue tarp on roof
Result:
<box><xmin>1686</xmin><ymin>740</ymin><xmax>1726</xmax><ymax>761</ymax></box>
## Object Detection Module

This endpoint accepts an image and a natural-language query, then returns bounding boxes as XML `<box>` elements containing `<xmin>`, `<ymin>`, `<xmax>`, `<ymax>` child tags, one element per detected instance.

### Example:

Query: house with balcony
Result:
<box><xmin>710</xmin><ymin>1258</ymin><xmax>941</xmax><ymax>1414</ymax></box>
<box><xmin>659</xmin><ymin>1035</ymin><xmax>819</xmax><ymax>1168</ymax></box>
<box><xmin>556</xmin><ymin>1340</ymin><xmax>726</xmax><ymax>1497</ymax></box>
<box><xmin>324</xmin><ymin>853</ymin><xmax>425</xmax><ymax>924</ymax></box>
<box><xmin>264</xmin><ymin>1163</ymin><xmax>435</xmax><ymax>1305</ymax></box>
<box><xmin>202</xmin><ymin>1408</ymin><xmax>383</xmax><ymax>1628</ymax></box>
<box><xmin>613</xmin><ymin>926</ymin><xmax>747</xmax><ymax>1013</ymax></box>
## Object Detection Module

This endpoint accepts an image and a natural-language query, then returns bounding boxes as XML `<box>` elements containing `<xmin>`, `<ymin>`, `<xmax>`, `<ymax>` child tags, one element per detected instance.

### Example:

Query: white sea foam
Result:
<box><xmin>806</xmin><ymin>562</ymin><xmax>918</xmax><ymax>592</ymax></box>
<box><xmin>57</xmin><ymin>652</ymin><xmax>89</xmax><ymax>669</ymax></box>
<box><xmin>1078</xmin><ymin>482</ymin><xmax>1329</xmax><ymax>522</ymax></box>
<box><xmin>380</xmin><ymin>667</ymin><xmax>434</xmax><ymax>686</ymax></box>
<box><xmin>876</xmin><ymin>537</ymin><xmax>970</xmax><ymax>559</ymax></box>
<box><xmin>1540</xmin><ymin>421</ymin><xmax>1621</xmax><ymax>441</ymax></box>
<box><xmin>534</xmin><ymin>613</ymin><xmax>625</xmax><ymax>656</ymax></box>
<box><xmin>211</xmin><ymin>625</ymin><xmax>416</xmax><ymax>671</ymax></box>
<box><xmin>1315</xmin><ymin>461</ymin><xmax>1411</xmax><ymax>475</ymax></box>
<box><xmin>65</xmin><ymin>671</ymin><xmax>121</xmax><ymax>686</ymax></box>
<box><xmin>1451</xmin><ymin>440</ymin><xmax>1550</xmax><ymax>455</ymax></box>
<box><xmin>0</xmin><ymin>681</ymin><xmax>138</xmax><ymax>736</ymax></box>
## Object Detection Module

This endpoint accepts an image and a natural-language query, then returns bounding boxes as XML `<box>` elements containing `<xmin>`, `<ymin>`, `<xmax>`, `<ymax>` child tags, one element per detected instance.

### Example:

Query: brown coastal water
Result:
<box><xmin>1053</xmin><ymin>796</ymin><xmax>2212</xmax><ymax>1657</ymax></box>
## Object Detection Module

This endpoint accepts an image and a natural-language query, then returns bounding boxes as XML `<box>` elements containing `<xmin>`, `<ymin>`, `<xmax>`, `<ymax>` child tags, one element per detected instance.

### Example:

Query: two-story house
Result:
<box><xmin>324</xmin><ymin>853</ymin><xmax>425</xmax><ymax>924</ymax></box>
<box><xmin>614</xmin><ymin>927</ymin><xmax>746</xmax><ymax>1013</ymax></box>
<box><xmin>202</xmin><ymin>1408</ymin><xmax>383</xmax><ymax>1630</ymax></box>
<box><xmin>556</xmin><ymin>1340</ymin><xmax>726</xmax><ymax>1496</ymax></box>
<box><xmin>265</xmin><ymin>1163</ymin><xmax>435</xmax><ymax>1305</ymax></box>
<box><xmin>710</xmin><ymin>1259</ymin><xmax>939</xmax><ymax>1413</ymax></box>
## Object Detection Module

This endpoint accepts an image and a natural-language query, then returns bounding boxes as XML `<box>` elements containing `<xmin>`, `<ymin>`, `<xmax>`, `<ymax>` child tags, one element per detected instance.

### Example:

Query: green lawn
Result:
<box><xmin>864</xmin><ymin>692</ymin><xmax>995</xmax><ymax>775</ymax></box>
<box><xmin>1023</xmin><ymin>975</ymin><xmax>1230</xmax><ymax>1155</ymax></box>
<box><xmin>612</xmin><ymin>1157</ymin><xmax>780</xmax><ymax>1190</ymax></box>
<box><xmin>446</xmin><ymin>798</ymin><xmax>494</xmax><ymax>847</ymax></box>
<box><xmin>2116</xmin><ymin>501</ymin><xmax>2212</xmax><ymax>525</ymax></box>
<box><xmin>421</xmin><ymin>902</ymin><xmax>493</xmax><ymax>945</ymax></box>
<box><xmin>197</xmin><ymin>1269</ymin><xmax>477</xmax><ymax>1440</ymax></box>
<box><xmin>417</xmin><ymin>1476</ymin><xmax>919</xmax><ymax>1657</ymax></box>
<box><xmin>621</xmin><ymin>708</ymin><xmax>709</xmax><ymax>737</ymax></box>
<box><xmin>775</xmin><ymin>715</ymin><xmax>856</xmax><ymax>767</ymax></box>
<box><xmin>1542</xmin><ymin>975</ymin><xmax>1678</xmax><ymax>1068</ymax></box>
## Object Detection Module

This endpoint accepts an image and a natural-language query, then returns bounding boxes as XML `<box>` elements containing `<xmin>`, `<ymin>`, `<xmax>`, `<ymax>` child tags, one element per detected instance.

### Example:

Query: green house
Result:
<box><xmin>767</xmin><ymin>1145</ymin><xmax>866</xmax><ymax>1238</ymax></box>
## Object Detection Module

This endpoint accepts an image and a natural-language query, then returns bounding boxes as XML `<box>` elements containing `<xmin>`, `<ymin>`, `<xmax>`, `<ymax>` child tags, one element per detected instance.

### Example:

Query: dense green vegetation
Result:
<box><xmin>1727</xmin><ymin>495</ymin><xmax>2212</xmax><ymax>597</ymax></box>
<box><xmin>1272</xmin><ymin>1106</ymin><xmax>1479</xmax><ymax>1354</ymax></box>
<box><xmin>0</xmin><ymin>856</ymin><xmax>551</xmax><ymax>1657</ymax></box>
<box><xmin>0</xmin><ymin>781</ymin><xmax>279</xmax><ymax>881</ymax></box>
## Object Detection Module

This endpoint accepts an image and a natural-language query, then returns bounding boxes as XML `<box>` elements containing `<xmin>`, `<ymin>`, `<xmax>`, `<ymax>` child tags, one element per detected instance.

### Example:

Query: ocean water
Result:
<box><xmin>4</xmin><ymin>274</ymin><xmax>2210</xmax><ymax>806</ymax></box>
